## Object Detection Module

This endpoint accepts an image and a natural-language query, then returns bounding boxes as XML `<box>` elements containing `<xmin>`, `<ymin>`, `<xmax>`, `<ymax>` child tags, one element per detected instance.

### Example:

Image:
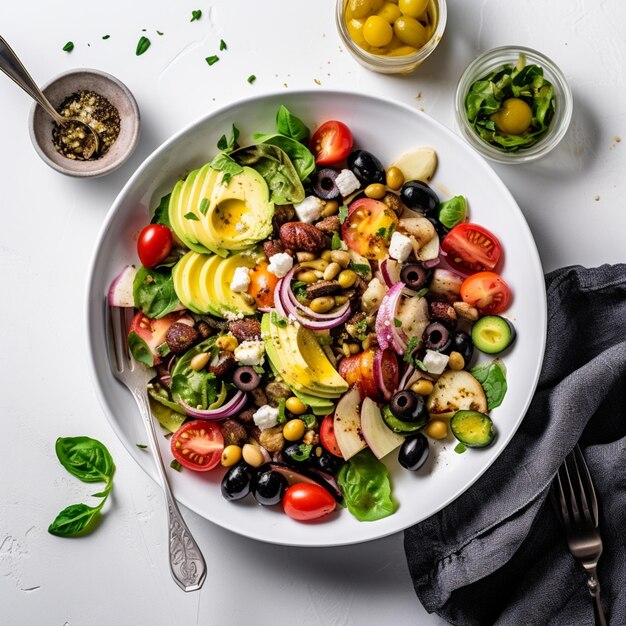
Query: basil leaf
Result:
<box><xmin>55</xmin><ymin>437</ymin><xmax>115</xmax><ymax>484</ymax></box>
<box><xmin>210</xmin><ymin>152</ymin><xmax>244</xmax><ymax>184</ymax></box>
<box><xmin>230</xmin><ymin>143</ymin><xmax>305</xmax><ymax>204</ymax></box>
<box><xmin>170</xmin><ymin>338</ymin><xmax>219</xmax><ymax>409</ymax></box>
<box><xmin>251</xmin><ymin>133</ymin><xmax>315</xmax><ymax>182</ymax></box>
<box><xmin>151</xmin><ymin>193</ymin><xmax>171</xmax><ymax>226</ymax></box>
<box><xmin>331</xmin><ymin>232</ymin><xmax>342</xmax><ymax>250</ymax></box>
<box><xmin>136</xmin><ymin>36</ymin><xmax>151</xmax><ymax>56</ymax></box>
<box><xmin>132</xmin><ymin>266</ymin><xmax>179</xmax><ymax>319</ymax></box>
<box><xmin>191</xmin><ymin>9</ymin><xmax>202</xmax><ymax>21</ymax></box>
<box><xmin>48</xmin><ymin>503</ymin><xmax>103</xmax><ymax>537</ymax></box>
<box><xmin>184</xmin><ymin>212</ymin><xmax>199</xmax><ymax>221</ymax></box>
<box><xmin>437</xmin><ymin>195</ymin><xmax>467</xmax><ymax>230</ymax></box>
<box><xmin>470</xmin><ymin>359</ymin><xmax>508</xmax><ymax>410</ymax></box>
<box><xmin>216</xmin><ymin>124</ymin><xmax>240</xmax><ymax>153</ymax></box>
<box><xmin>337</xmin><ymin>450</ymin><xmax>395</xmax><ymax>522</ymax></box>
<box><xmin>275</xmin><ymin>105</ymin><xmax>310</xmax><ymax>143</ymax></box>
<box><xmin>128</xmin><ymin>331</ymin><xmax>154</xmax><ymax>367</ymax></box>
<box><xmin>349</xmin><ymin>262</ymin><xmax>371</xmax><ymax>276</ymax></box>
<box><xmin>339</xmin><ymin>204</ymin><xmax>348</xmax><ymax>224</ymax></box>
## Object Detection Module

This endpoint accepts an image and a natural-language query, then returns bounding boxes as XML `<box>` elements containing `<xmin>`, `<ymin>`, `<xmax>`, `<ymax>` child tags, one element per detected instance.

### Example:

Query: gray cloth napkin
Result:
<box><xmin>404</xmin><ymin>264</ymin><xmax>626</xmax><ymax>626</ymax></box>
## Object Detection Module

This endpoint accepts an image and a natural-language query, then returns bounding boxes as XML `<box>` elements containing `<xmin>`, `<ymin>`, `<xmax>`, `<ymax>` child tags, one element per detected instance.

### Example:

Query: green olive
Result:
<box><xmin>338</xmin><ymin>269</ymin><xmax>358</xmax><ymax>289</ymax></box>
<box><xmin>349</xmin><ymin>0</ymin><xmax>385</xmax><ymax>20</ymax></box>
<box><xmin>310</xmin><ymin>296</ymin><xmax>336</xmax><ymax>313</ymax></box>
<box><xmin>393</xmin><ymin>16</ymin><xmax>428</xmax><ymax>47</ymax></box>
<box><xmin>398</xmin><ymin>0</ymin><xmax>429</xmax><ymax>18</ymax></box>
<box><xmin>490</xmin><ymin>98</ymin><xmax>533</xmax><ymax>135</ymax></box>
<box><xmin>363</xmin><ymin>15</ymin><xmax>394</xmax><ymax>47</ymax></box>
<box><xmin>376</xmin><ymin>2</ymin><xmax>402</xmax><ymax>23</ymax></box>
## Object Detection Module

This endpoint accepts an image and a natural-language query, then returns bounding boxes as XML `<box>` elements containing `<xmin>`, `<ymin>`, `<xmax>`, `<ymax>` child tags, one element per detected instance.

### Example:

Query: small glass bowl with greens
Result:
<box><xmin>454</xmin><ymin>46</ymin><xmax>572</xmax><ymax>163</ymax></box>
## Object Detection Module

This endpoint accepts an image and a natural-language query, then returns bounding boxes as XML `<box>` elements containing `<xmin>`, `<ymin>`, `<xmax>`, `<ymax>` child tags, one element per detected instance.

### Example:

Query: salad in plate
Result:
<box><xmin>108</xmin><ymin>105</ymin><xmax>516</xmax><ymax>523</ymax></box>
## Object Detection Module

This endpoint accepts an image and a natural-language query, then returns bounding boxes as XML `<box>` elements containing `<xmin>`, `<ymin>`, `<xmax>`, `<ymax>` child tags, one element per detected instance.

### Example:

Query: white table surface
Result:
<box><xmin>1</xmin><ymin>1</ymin><xmax>624</xmax><ymax>624</ymax></box>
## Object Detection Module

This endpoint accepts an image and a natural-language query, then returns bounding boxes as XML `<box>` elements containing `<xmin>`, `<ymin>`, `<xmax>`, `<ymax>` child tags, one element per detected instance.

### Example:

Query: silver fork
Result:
<box><xmin>553</xmin><ymin>445</ymin><xmax>607</xmax><ymax>626</ymax></box>
<box><xmin>107</xmin><ymin>305</ymin><xmax>206</xmax><ymax>592</ymax></box>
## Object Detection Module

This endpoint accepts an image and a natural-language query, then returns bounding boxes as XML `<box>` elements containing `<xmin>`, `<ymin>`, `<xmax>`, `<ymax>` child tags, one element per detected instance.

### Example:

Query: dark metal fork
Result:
<box><xmin>553</xmin><ymin>445</ymin><xmax>607</xmax><ymax>626</ymax></box>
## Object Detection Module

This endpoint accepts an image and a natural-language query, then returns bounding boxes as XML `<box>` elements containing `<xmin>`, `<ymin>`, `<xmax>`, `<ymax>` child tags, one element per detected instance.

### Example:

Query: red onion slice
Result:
<box><xmin>373</xmin><ymin>350</ymin><xmax>396</xmax><ymax>400</ymax></box>
<box><xmin>379</xmin><ymin>258</ymin><xmax>401</xmax><ymax>288</ymax></box>
<box><xmin>375</xmin><ymin>282</ymin><xmax>408</xmax><ymax>354</ymax></box>
<box><xmin>178</xmin><ymin>389</ymin><xmax>247</xmax><ymax>420</ymax></box>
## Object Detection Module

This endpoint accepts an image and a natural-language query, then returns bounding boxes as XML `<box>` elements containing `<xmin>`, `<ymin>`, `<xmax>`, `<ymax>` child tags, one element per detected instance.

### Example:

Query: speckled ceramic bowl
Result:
<box><xmin>29</xmin><ymin>69</ymin><xmax>140</xmax><ymax>177</ymax></box>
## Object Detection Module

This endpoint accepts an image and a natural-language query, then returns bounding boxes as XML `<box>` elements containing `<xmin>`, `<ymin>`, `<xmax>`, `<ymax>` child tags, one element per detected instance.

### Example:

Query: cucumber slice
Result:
<box><xmin>381</xmin><ymin>405</ymin><xmax>424</xmax><ymax>434</ymax></box>
<box><xmin>471</xmin><ymin>315</ymin><xmax>516</xmax><ymax>354</ymax></box>
<box><xmin>450</xmin><ymin>410</ymin><xmax>495</xmax><ymax>448</ymax></box>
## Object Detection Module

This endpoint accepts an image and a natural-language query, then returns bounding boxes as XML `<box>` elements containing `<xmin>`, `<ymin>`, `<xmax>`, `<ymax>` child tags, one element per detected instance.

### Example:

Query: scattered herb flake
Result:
<box><xmin>184</xmin><ymin>212</ymin><xmax>200</xmax><ymax>221</ymax></box>
<box><xmin>277</xmin><ymin>398</ymin><xmax>287</xmax><ymax>424</ymax></box>
<box><xmin>62</xmin><ymin>41</ymin><xmax>74</xmax><ymax>52</ymax></box>
<box><xmin>220</xmin><ymin>39</ymin><xmax>227</xmax><ymax>51</ymax></box>
<box><xmin>136</xmin><ymin>444</ymin><xmax>148</xmax><ymax>449</ymax></box>
<box><xmin>170</xmin><ymin>460</ymin><xmax>182</xmax><ymax>472</ymax></box>
<box><xmin>136</xmin><ymin>36</ymin><xmax>151</xmax><ymax>56</ymax></box>
<box><xmin>191</xmin><ymin>9</ymin><xmax>202</xmax><ymax>21</ymax></box>
<box><xmin>454</xmin><ymin>443</ymin><xmax>467</xmax><ymax>454</ymax></box>
<box><xmin>198</xmin><ymin>198</ymin><xmax>209</xmax><ymax>215</ymax></box>
<box><xmin>339</xmin><ymin>204</ymin><xmax>348</xmax><ymax>224</ymax></box>
<box><xmin>247</xmin><ymin>74</ymin><xmax>256</xmax><ymax>84</ymax></box>
<box><xmin>376</xmin><ymin>226</ymin><xmax>387</xmax><ymax>237</ymax></box>
<box><xmin>156</xmin><ymin>30</ymin><xmax>164</xmax><ymax>36</ymax></box>
<box><xmin>270</xmin><ymin>311</ymin><xmax>288</xmax><ymax>328</ymax></box>
<box><xmin>102</xmin><ymin>35</ymin><xmax>110</xmax><ymax>40</ymax></box>
<box><xmin>349</xmin><ymin>262</ymin><xmax>370</xmax><ymax>276</ymax></box>
<box><xmin>205</xmin><ymin>55</ymin><xmax>219</xmax><ymax>66</ymax></box>
<box><xmin>291</xmin><ymin>444</ymin><xmax>313</xmax><ymax>462</ymax></box>
<box><xmin>415</xmin><ymin>287</ymin><xmax>429</xmax><ymax>298</ymax></box>
<box><xmin>252</xmin><ymin>365</ymin><xmax>265</xmax><ymax>375</ymax></box>
<box><xmin>331</xmin><ymin>232</ymin><xmax>342</xmax><ymax>250</ymax></box>
<box><xmin>394</xmin><ymin>318</ymin><xmax>402</xmax><ymax>328</ymax></box>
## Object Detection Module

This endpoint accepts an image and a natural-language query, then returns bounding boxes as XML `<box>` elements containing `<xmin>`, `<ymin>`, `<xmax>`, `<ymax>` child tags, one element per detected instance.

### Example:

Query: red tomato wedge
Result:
<box><xmin>342</xmin><ymin>198</ymin><xmax>398</xmax><ymax>260</ymax></box>
<box><xmin>441</xmin><ymin>223</ymin><xmax>503</xmax><ymax>274</ymax></box>
<box><xmin>137</xmin><ymin>224</ymin><xmax>173</xmax><ymax>269</ymax></box>
<box><xmin>128</xmin><ymin>311</ymin><xmax>191</xmax><ymax>364</ymax></box>
<box><xmin>460</xmin><ymin>271</ymin><xmax>512</xmax><ymax>314</ymax></box>
<box><xmin>310</xmin><ymin>120</ymin><xmax>353</xmax><ymax>165</ymax></box>
<box><xmin>282</xmin><ymin>482</ymin><xmax>336</xmax><ymax>521</ymax></box>
<box><xmin>338</xmin><ymin>348</ymin><xmax>398</xmax><ymax>401</ymax></box>
<box><xmin>319</xmin><ymin>415</ymin><xmax>343</xmax><ymax>458</ymax></box>
<box><xmin>170</xmin><ymin>420</ymin><xmax>224</xmax><ymax>471</ymax></box>
<box><xmin>248</xmin><ymin>262</ymin><xmax>279</xmax><ymax>308</ymax></box>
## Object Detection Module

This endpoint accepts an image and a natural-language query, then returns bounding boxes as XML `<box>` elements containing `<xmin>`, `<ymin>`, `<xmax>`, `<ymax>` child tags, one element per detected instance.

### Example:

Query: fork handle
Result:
<box><xmin>132</xmin><ymin>388</ymin><xmax>207</xmax><ymax>592</ymax></box>
<box><xmin>586</xmin><ymin>570</ymin><xmax>608</xmax><ymax>626</ymax></box>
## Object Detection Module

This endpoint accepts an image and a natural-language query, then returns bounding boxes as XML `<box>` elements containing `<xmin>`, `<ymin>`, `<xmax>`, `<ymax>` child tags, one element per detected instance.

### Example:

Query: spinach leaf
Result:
<box><xmin>148</xmin><ymin>382</ymin><xmax>186</xmax><ymax>414</ymax></box>
<box><xmin>217</xmin><ymin>124</ymin><xmax>240</xmax><ymax>153</ymax></box>
<box><xmin>170</xmin><ymin>337</ymin><xmax>220</xmax><ymax>409</ymax></box>
<box><xmin>128</xmin><ymin>332</ymin><xmax>154</xmax><ymax>367</ymax></box>
<box><xmin>151</xmin><ymin>193</ymin><xmax>171</xmax><ymax>227</ymax></box>
<box><xmin>470</xmin><ymin>359</ymin><xmax>508</xmax><ymax>410</ymax></box>
<box><xmin>133</xmin><ymin>266</ymin><xmax>180</xmax><ymax>319</ymax></box>
<box><xmin>48</xmin><ymin>503</ymin><xmax>103</xmax><ymax>537</ymax></box>
<box><xmin>231</xmin><ymin>143</ymin><xmax>305</xmax><ymax>204</ymax></box>
<box><xmin>337</xmin><ymin>450</ymin><xmax>395</xmax><ymax>521</ymax></box>
<box><xmin>251</xmin><ymin>133</ymin><xmax>315</xmax><ymax>182</ymax></box>
<box><xmin>275</xmin><ymin>105</ymin><xmax>309</xmax><ymax>143</ymax></box>
<box><xmin>55</xmin><ymin>437</ymin><xmax>116</xmax><ymax>484</ymax></box>
<box><xmin>437</xmin><ymin>195</ymin><xmax>467</xmax><ymax>230</ymax></box>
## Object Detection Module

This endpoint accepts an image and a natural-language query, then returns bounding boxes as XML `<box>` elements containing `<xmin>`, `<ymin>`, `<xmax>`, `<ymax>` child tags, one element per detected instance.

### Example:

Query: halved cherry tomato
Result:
<box><xmin>282</xmin><ymin>482</ymin><xmax>336</xmax><ymax>521</ymax></box>
<box><xmin>338</xmin><ymin>349</ymin><xmax>398</xmax><ymax>401</ymax></box>
<box><xmin>460</xmin><ymin>271</ymin><xmax>512</xmax><ymax>314</ymax></box>
<box><xmin>170</xmin><ymin>420</ymin><xmax>224</xmax><ymax>471</ymax></box>
<box><xmin>441</xmin><ymin>223</ymin><xmax>503</xmax><ymax>274</ymax></box>
<box><xmin>137</xmin><ymin>224</ymin><xmax>173</xmax><ymax>269</ymax></box>
<box><xmin>128</xmin><ymin>311</ymin><xmax>192</xmax><ymax>364</ymax></box>
<box><xmin>310</xmin><ymin>120</ymin><xmax>353</xmax><ymax>165</ymax></box>
<box><xmin>342</xmin><ymin>198</ymin><xmax>398</xmax><ymax>260</ymax></box>
<box><xmin>248</xmin><ymin>262</ymin><xmax>279</xmax><ymax>308</ymax></box>
<box><xmin>320</xmin><ymin>414</ymin><xmax>343</xmax><ymax>458</ymax></box>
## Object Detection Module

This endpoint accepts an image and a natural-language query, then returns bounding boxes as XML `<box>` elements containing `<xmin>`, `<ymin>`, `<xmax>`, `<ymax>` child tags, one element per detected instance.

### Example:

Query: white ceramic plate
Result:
<box><xmin>86</xmin><ymin>91</ymin><xmax>546</xmax><ymax>547</ymax></box>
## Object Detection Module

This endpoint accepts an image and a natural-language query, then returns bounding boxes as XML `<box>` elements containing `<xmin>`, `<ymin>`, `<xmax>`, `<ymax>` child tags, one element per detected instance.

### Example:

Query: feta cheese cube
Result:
<box><xmin>335</xmin><ymin>169</ymin><xmax>361</xmax><ymax>196</ymax></box>
<box><xmin>267</xmin><ymin>252</ymin><xmax>294</xmax><ymax>278</ymax></box>
<box><xmin>294</xmin><ymin>195</ymin><xmax>324</xmax><ymax>223</ymax></box>
<box><xmin>253</xmin><ymin>405</ymin><xmax>279</xmax><ymax>430</ymax></box>
<box><xmin>389</xmin><ymin>231</ymin><xmax>413</xmax><ymax>262</ymax></box>
<box><xmin>234</xmin><ymin>340</ymin><xmax>265</xmax><ymax>366</ymax></box>
<box><xmin>230</xmin><ymin>266</ymin><xmax>251</xmax><ymax>293</ymax></box>
<box><xmin>423</xmin><ymin>350</ymin><xmax>449</xmax><ymax>375</ymax></box>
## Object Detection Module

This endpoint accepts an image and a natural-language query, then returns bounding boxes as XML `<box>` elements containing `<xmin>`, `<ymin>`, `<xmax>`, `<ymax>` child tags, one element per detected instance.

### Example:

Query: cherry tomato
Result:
<box><xmin>282</xmin><ymin>482</ymin><xmax>336</xmax><ymax>521</ymax></box>
<box><xmin>460</xmin><ymin>271</ymin><xmax>512</xmax><ymax>314</ymax></box>
<box><xmin>441</xmin><ymin>223</ymin><xmax>503</xmax><ymax>274</ymax></box>
<box><xmin>137</xmin><ymin>224</ymin><xmax>173</xmax><ymax>269</ymax></box>
<box><xmin>128</xmin><ymin>310</ymin><xmax>192</xmax><ymax>363</ymax></box>
<box><xmin>248</xmin><ymin>263</ymin><xmax>279</xmax><ymax>308</ymax></box>
<box><xmin>342</xmin><ymin>198</ymin><xmax>398</xmax><ymax>260</ymax></box>
<box><xmin>310</xmin><ymin>120</ymin><xmax>353</xmax><ymax>165</ymax></box>
<box><xmin>338</xmin><ymin>349</ymin><xmax>398</xmax><ymax>401</ymax></box>
<box><xmin>320</xmin><ymin>415</ymin><xmax>342</xmax><ymax>458</ymax></box>
<box><xmin>170</xmin><ymin>420</ymin><xmax>224</xmax><ymax>472</ymax></box>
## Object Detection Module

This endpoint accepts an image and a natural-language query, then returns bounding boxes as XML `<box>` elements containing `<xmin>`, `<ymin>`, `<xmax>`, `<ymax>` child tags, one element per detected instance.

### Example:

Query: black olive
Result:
<box><xmin>252</xmin><ymin>470</ymin><xmax>288</xmax><ymax>506</ymax></box>
<box><xmin>423</xmin><ymin>322</ymin><xmax>451</xmax><ymax>352</ymax></box>
<box><xmin>390</xmin><ymin>390</ymin><xmax>428</xmax><ymax>423</ymax></box>
<box><xmin>310</xmin><ymin>446</ymin><xmax>344</xmax><ymax>474</ymax></box>
<box><xmin>400</xmin><ymin>263</ymin><xmax>432</xmax><ymax>291</ymax></box>
<box><xmin>232</xmin><ymin>366</ymin><xmax>261</xmax><ymax>391</ymax></box>
<box><xmin>221</xmin><ymin>464</ymin><xmax>254</xmax><ymax>501</ymax></box>
<box><xmin>400</xmin><ymin>181</ymin><xmax>440</xmax><ymax>216</ymax></box>
<box><xmin>447</xmin><ymin>331</ymin><xmax>474</xmax><ymax>363</ymax></box>
<box><xmin>347</xmin><ymin>149</ymin><xmax>385</xmax><ymax>185</ymax></box>
<box><xmin>398</xmin><ymin>433</ymin><xmax>429</xmax><ymax>471</ymax></box>
<box><xmin>312</xmin><ymin>168</ymin><xmax>340</xmax><ymax>199</ymax></box>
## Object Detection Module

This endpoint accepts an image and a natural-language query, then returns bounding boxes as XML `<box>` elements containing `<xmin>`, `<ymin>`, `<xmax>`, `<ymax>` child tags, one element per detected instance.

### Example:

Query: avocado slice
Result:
<box><xmin>172</xmin><ymin>252</ymin><xmax>204</xmax><ymax>313</ymax></box>
<box><xmin>213</xmin><ymin>251</ymin><xmax>259</xmax><ymax>317</ymax></box>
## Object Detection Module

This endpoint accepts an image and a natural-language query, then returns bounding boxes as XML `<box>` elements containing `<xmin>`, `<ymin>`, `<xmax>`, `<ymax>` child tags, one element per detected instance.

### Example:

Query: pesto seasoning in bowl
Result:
<box><xmin>455</xmin><ymin>46</ymin><xmax>572</xmax><ymax>163</ymax></box>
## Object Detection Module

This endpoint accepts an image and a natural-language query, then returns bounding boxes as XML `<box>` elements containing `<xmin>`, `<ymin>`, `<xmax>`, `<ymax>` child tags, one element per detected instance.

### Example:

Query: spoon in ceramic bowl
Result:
<box><xmin>0</xmin><ymin>35</ymin><xmax>100</xmax><ymax>159</ymax></box>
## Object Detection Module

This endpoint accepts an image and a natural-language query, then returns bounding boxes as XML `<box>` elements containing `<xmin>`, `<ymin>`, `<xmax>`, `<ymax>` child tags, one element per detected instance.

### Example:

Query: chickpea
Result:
<box><xmin>321</xmin><ymin>200</ymin><xmax>339</xmax><ymax>217</ymax></box>
<box><xmin>365</xmin><ymin>183</ymin><xmax>387</xmax><ymax>199</ymax></box>
<box><xmin>425</xmin><ymin>420</ymin><xmax>448</xmax><ymax>440</ymax></box>
<box><xmin>283</xmin><ymin>419</ymin><xmax>306</xmax><ymax>442</ymax></box>
<box><xmin>242</xmin><ymin>444</ymin><xmax>266</xmax><ymax>468</ymax></box>
<box><xmin>321</xmin><ymin>250</ymin><xmax>333</xmax><ymax>261</ymax></box>
<box><xmin>323</xmin><ymin>262</ymin><xmax>342</xmax><ymax>281</ymax></box>
<box><xmin>285</xmin><ymin>396</ymin><xmax>307</xmax><ymax>415</ymax></box>
<box><xmin>411</xmin><ymin>379</ymin><xmax>434</xmax><ymax>396</ymax></box>
<box><xmin>448</xmin><ymin>351</ymin><xmax>465</xmax><ymax>371</ymax></box>
<box><xmin>296</xmin><ymin>251</ymin><xmax>317</xmax><ymax>263</ymax></box>
<box><xmin>310</xmin><ymin>296</ymin><xmax>335</xmax><ymax>313</ymax></box>
<box><xmin>189</xmin><ymin>353</ymin><xmax>210</xmax><ymax>371</ymax></box>
<box><xmin>221</xmin><ymin>445</ymin><xmax>242</xmax><ymax>467</ymax></box>
<box><xmin>216</xmin><ymin>335</ymin><xmax>238</xmax><ymax>351</ymax></box>
<box><xmin>338</xmin><ymin>269</ymin><xmax>358</xmax><ymax>288</ymax></box>
<box><xmin>385</xmin><ymin>166</ymin><xmax>405</xmax><ymax>190</ymax></box>
<box><xmin>330</xmin><ymin>250</ymin><xmax>351</xmax><ymax>267</ymax></box>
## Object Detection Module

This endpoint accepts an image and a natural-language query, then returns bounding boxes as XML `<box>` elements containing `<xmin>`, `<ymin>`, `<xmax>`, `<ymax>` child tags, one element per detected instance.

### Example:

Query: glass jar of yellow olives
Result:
<box><xmin>336</xmin><ymin>0</ymin><xmax>447</xmax><ymax>74</ymax></box>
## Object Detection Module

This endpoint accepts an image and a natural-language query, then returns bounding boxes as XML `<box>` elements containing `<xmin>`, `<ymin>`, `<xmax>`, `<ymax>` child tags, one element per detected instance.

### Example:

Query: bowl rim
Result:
<box><xmin>335</xmin><ymin>0</ymin><xmax>448</xmax><ymax>70</ymax></box>
<box><xmin>454</xmin><ymin>45</ymin><xmax>573</xmax><ymax>164</ymax></box>
<box><xmin>28</xmin><ymin>67</ymin><xmax>140</xmax><ymax>178</ymax></box>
